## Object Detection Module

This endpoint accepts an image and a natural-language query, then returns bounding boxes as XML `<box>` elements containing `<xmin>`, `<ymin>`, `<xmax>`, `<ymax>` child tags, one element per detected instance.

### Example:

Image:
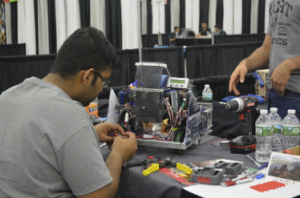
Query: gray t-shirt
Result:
<box><xmin>0</xmin><ymin>77</ymin><xmax>112</xmax><ymax>198</ymax></box>
<box><xmin>266</xmin><ymin>0</ymin><xmax>300</xmax><ymax>92</ymax></box>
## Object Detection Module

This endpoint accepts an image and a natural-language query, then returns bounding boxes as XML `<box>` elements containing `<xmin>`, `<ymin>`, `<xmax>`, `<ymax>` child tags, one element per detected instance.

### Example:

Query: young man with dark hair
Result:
<box><xmin>169</xmin><ymin>26</ymin><xmax>180</xmax><ymax>47</ymax></box>
<box><xmin>198</xmin><ymin>22</ymin><xmax>211</xmax><ymax>36</ymax></box>
<box><xmin>0</xmin><ymin>27</ymin><xmax>137</xmax><ymax>198</ymax></box>
<box><xmin>214</xmin><ymin>24</ymin><xmax>227</xmax><ymax>35</ymax></box>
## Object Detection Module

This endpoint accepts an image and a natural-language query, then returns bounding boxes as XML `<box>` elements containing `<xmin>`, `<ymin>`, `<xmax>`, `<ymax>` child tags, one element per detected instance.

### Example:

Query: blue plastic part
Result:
<box><xmin>256</xmin><ymin>174</ymin><xmax>265</xmax><ymax>179</ymax></box>
<box><xmin>160</xmin><ymin>75</ymin><xmax>169</xmax><ymax>88</ymax></box>
<box><xmin>221</xmin><ymin>95</ymin><xmax>246</xmax><ymax>102</ymax></box>
<box><xmin>258</xmin><ymin>162</ymin><xmax>269</xmax><ymax>170</ymax></box>
<box><xmin>221</xmin><ymin>94</ymin><xmax>265</xmax><ymax>104</ymax></box>
<box><xmin>118</xmin><ymin>90</ymin><xmax>128</xmax><ymax>105</ymax></box>
<box><xmin>253</xmin><ymin>71</ymin><xmax>265</xmax><ymax>87</ymax></box>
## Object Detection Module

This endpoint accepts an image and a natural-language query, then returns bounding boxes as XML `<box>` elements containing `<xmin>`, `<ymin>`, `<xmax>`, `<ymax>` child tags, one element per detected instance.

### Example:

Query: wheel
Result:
<box><xmin>175</xmin><ymin>130</ymin><xmax>185</xmax><ymax>155</ymax></box>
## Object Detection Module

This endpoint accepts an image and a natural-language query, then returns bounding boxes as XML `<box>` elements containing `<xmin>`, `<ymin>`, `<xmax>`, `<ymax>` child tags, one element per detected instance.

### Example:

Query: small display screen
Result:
<box><xmin>170</xmin><ymin>79</ymin><xmax>186</xmax><ymax>84</ymax></box>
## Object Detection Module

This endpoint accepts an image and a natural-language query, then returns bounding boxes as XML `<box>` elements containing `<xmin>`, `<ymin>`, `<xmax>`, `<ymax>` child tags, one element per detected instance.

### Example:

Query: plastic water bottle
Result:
<box><xmin>268</xmin><ymin>108</ymin><xmax>283</xmax><ymax>152</ymax></box>
<box><xmin>176</xmin><ymin>32</ymin><xmax>178</xmax><ymax>38</ymax></box>
<box><xmin>202</xmin><ymin>84</ymin><xmax>213</xmax><ymax>100</ymax></box>
<box><xmin>282</xmin><ymin>109</ymin><xmax>300</xmax><ymax>150</ymax></box>
<box><xmin>255</xmin><ymin>110</ymin><xmax>273</xmax><ymax>162</ymax></box>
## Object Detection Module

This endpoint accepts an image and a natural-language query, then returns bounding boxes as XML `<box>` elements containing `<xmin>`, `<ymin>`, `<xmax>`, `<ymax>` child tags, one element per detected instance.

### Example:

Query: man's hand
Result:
<box><xmin>94</xmin><ymin>123</ymin><xmax>126</xmax><ymax>150</ymax></box>
<box><xmin>271</xmin><ymin>60</ymin><xmax>292</xmax><ymax>96</ymax></box>
<box><xmin>112</xmin><ymin>132</ymin><xmax>137</xmax><ymax>162</ymax></box>
<box><xmin>229</xmin><ymin>59</ymin><xmax>248</xmax><ymax>95</ymax></box>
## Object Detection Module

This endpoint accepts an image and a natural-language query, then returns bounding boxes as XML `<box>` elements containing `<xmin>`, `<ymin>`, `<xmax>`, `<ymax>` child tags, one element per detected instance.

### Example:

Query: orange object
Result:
<box><xmin>148</xmin><ymin>156</ymin><xmax>155</xmax><ymax>159</ymax></box>
<box><xmin>85</xmin><ymin>102</ymin><xmax>98</xmax><ymax>117</ymax></box>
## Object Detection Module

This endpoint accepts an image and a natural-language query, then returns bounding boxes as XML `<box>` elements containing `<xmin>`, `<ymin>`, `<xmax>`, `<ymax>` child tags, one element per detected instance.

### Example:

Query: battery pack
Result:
<box><xmin>229</xmin><ymin>136</ymin><xmax>256</xmax><ymax>154</ymax></box>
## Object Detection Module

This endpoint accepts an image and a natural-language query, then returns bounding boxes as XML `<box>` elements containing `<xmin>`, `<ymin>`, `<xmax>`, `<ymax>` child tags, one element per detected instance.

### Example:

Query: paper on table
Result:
<box><xmin>266</xmin><ymin>152</ymin><xmax>300</xmax><ymax>184</ymax></box>
<box><xmin>183</xmin><ymin>169</ymin><xmax>300</xmax><ymax>198</ymax></box>
<box><xmin>106</xmin><ymin>89</ymin><xmax>119</xmax><ymax>123</ymax></box>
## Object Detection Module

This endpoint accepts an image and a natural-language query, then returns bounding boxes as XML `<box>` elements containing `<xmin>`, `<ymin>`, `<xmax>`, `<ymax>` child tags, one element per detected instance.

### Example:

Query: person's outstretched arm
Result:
<box><xmin>229</xmin><ymin>35</ymin><xmax>272</xmax><ymax>95</ymax></box>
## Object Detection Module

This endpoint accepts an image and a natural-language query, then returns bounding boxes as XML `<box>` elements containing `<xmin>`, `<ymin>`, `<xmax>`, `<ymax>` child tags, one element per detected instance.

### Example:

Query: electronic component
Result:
<box><xmin>230</xmin><ymin>136</ymin><xmax>257</xmax><ymax>154</ymax></box>
<box><xmin>191</xmin><ymin>165</ymin><xmax>224</xmax><ymax>185</ymax></box>
<box><xmin>220</xmin><ymin>140</ymin><xmax>230</xmax><ymax>147</ymax></box>
<box><xmin>167</xmin><ymin>77</ymin><xmax>190</xmax><ymax>90</ymax></box>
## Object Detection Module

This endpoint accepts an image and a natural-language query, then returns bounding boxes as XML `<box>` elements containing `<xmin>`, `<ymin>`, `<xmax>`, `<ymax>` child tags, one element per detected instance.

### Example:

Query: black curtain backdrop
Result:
<box><xmin>79</xmin><ymin>0</ymin><xmax>90</xmax><ymax>27</ymax></box>
<box><xmin>142</xmin><ymin>47</ymin><xmax>184</xmax><ymax>78</ymax></box>
<box><xmin>0</xmin><ymin>44</ymin><xmax>26</xmax><ymax>56</ymax></box>
<box><xmin>258</xmin><ymin>0</ymin><xmax>266</xmax><ymax>33</ymax></box>
<box><xmin>216</xmin><ymin>0</ymin><xmax>224</xmax><ymax>29</ymax></box>
<box><xmin>165</xmin><ymin>0</ymin><xmax>171</xmax><ymax>34</ymax></box>
<box><xmin>242</xmin><ymin>0</ymin><xmax>252</xmax><ymax>34</ymax></box>
<box><xmin>109</xmin><ymin>49</ymin><xmax>139</xmax><ymax>87</ymax></box>
<box><xmin>199</xmin><ymin>0</ymin><xmax>210</xmax><ymax>31</ymax></box>
<box><xmin>0</xmin><ymin>55</ymin><xmax>56</xmax><ymax>93</ymax></box>
<box><xmin>48</xmin><ymin>0</ymin><xmax>57</xmax><ymax>54</ymax></box>
<box><xmin>214</xmin><ymin>34</ymin><xmax>265</xmax><ymax>44</ymax></box>
<box><xmin>185</xmin><ymin>42</ymin><xmax>264</xmax><ymax>79</ymax></box>
<box><xmin>34</xmin><ymin>0</ymin><xmax>39</xmax><ymax>54</ymax></box>
<box><xmin>179</xmin><ymin>0</ymin><xmax>185</xmax><ymax>29</ymax></box>
<box><xmin>0</xmin><ymin>50</ymin><xmax>140</xmax><ymax>92</ymax></box>
<box><xmin>11</xmin><ymin>2</ymin><xmax>18</xmax><ymax>44</ymax></box>
<box><xmin>146</xmin><ymin>0</ymin><xmax>152</xmax><ymax>34</ymax></box>
<box><xmin>192</xmin><ymin>73</ymin><xmax>255</xmax><ymax>101</ymax></box>
<box><xmin>142</xmin><ymin>34</ymin><xmax>170</xmax><ymax>47</ymax></box>
<box><xmin>105</xmin><ymin>0</ymin><xmax>122</xmax><ymax>50</ymax></box>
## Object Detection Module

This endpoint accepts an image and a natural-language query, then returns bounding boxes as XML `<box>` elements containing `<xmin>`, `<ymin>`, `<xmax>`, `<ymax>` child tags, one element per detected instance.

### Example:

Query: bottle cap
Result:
<box><xmin>260</xmin><ymin>110</ymin><xmax>268</xmax><ymax>115</ymax></box>
<box><xmin>288</xmin><ymin>109</ymin><xmax>295</xmax><ymax>114</ymax></box>
<box><xmin>205</xmin><ymin>84</ymin><xmax>210</xmax><ymax>88</ymax></box>
<box><xmin>270</xmin><ymin>107</ymin><xmax>278</xmax><ymax>113</ymax></box>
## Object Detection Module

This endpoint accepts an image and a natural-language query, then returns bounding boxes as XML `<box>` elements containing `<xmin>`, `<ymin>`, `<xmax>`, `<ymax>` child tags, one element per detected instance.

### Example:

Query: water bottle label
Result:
<box><xmin>292</xmin><ymin>127</ymin><xmax>300</xmax><ymax>136</ymax></box>
<box><xmin>282</xmin><ymin>126</ymin><xmax>300</xmax><ymax>136</ymax></box>
<box><xmin>203</xmin><ymin>94</ymin><xmax>212</xmax><ymax>100</ymax></box>
<box><xmin>272</xmin><ymin>124</ymin><xmax>282</xmax><ymax>134</ymax></box>
<box><xmin>256</xmin><ymin>126</ymin><xmax>272</xmax><ymax>136</ymax></box>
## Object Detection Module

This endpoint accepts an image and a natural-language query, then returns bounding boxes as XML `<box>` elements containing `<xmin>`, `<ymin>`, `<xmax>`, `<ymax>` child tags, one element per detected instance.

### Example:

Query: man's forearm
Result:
<box><xmin>170</xmin><ymin>38</ymin><xmax>176</xmax><ymax>42</ymax></box>
<box><xmin>284</xmin><ymin>56</ymin><xmax>300</xmax><ymax>73</ymax></box>
<box><xmin>245</xmin><ymin>47</ymin><xmax>270</xmax><ymax>71</ymax></box>
<box><xmin>105</xmin><ymin>151</ymin><xmax>123</xmax><ymax>198</ymax></box>
<box><xmin>244</xmin><ymin>35</ymin><xmax>271</xmax><ymax>71</ymax></box>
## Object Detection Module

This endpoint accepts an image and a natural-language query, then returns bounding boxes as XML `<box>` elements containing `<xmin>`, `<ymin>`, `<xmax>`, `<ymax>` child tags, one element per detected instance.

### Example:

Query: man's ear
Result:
<box><xmin>82</xmin><ymin>68</ymin><xmax>95</xmax><ymax>86</ymax></box>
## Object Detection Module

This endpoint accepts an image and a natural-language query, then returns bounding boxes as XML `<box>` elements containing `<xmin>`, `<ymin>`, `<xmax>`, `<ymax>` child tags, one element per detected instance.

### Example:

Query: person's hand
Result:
<box><xmin>94</xmin><ymin>123</ymin><xmax>126</xmax><ymax>150</ymax></box>
<box><xmin>229</xmin><ymin>60</ymin><xmax>248</xmax><ymax>95</ymax></box>
<box><xmin>271</xmin><ymin>60</ymin><xmax>291</xmax><ymax>96</ymax></box>
<box><xmin>111</xmin><ymin>132</ymin><xmax>137</xmax><ymax>162</ymax></box>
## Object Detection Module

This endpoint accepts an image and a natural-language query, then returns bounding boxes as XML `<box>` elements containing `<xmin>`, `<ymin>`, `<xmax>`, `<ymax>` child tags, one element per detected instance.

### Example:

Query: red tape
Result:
<box><xmin>159</xmin><ymin>167</ymin><xmax>194</xmax><ymax>185</ymax></box>
<box><xmin>250</xmin><ymin>181</ymin><xmax>286</xmax><ymax>192</ymax></box>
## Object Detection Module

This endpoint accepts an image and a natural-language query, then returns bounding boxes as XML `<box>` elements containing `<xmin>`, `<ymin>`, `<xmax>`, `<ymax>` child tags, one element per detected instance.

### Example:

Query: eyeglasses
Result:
<box><xmin>94</xmin><ymin>70</ymin><xmax>111</xmax><ymax>87</ymax></box>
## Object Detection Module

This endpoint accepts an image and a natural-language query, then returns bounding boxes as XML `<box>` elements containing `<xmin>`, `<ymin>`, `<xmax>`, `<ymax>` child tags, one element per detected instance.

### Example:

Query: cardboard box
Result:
<box><xmin>254</xmin><ymin>69</ymin><xmax>269</xmax><ymax>102</ymax></box>
<box><xmin>282</xmin><ymin>145</ymin><xmax>300</xmax><ymax>156</ymax></box>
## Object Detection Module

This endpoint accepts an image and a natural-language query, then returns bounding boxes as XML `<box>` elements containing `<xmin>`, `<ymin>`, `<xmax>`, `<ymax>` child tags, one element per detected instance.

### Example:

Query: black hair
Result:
<box><xmin>215</xmin><ymin>24</ymin><xmax>221</xmax><ymax>29</ymax></box>
<box><xmin>50</xmin><ymin>27</ymin><xmax>122</xmax><ymax>84</ymax></box>
<box><xmin>174</xmin><ymin>26</ymin><xmax>179</xmax><ymax>30</ymax></box>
